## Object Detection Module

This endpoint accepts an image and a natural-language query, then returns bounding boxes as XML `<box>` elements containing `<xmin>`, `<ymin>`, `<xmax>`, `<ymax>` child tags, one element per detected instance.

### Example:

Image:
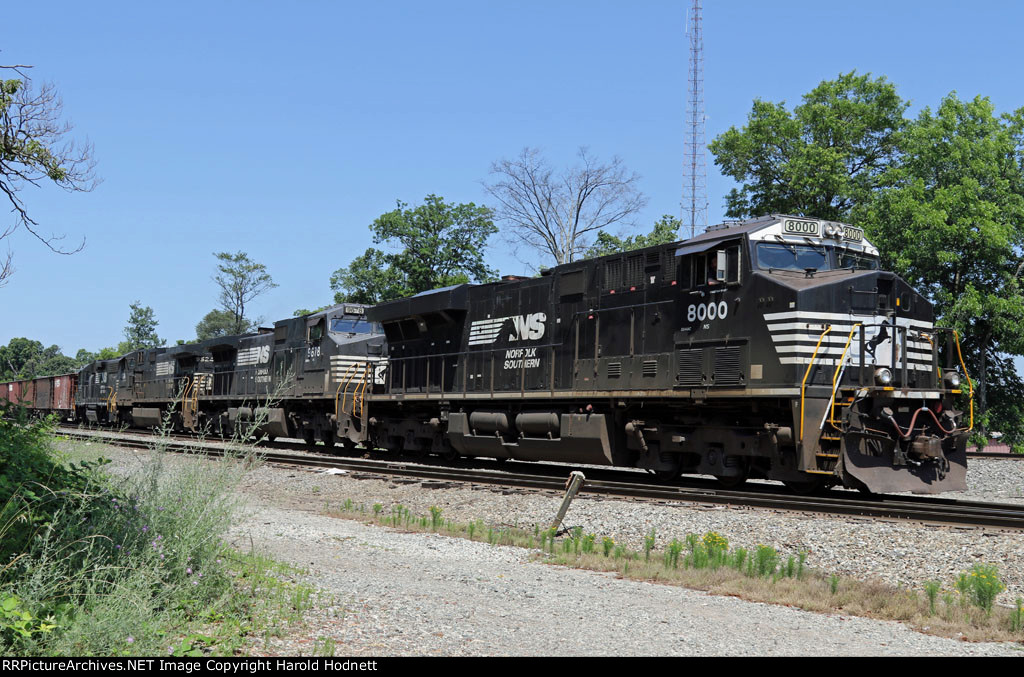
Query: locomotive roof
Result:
<box><xmin>367</xmin><ymin>284</ymin><xmax>471</xmax><ymax>323</ymax></box>
<box><xmin>367</xmin><ymin>214</ymin><xmax>878</xmax><ymax>322</ymax></box>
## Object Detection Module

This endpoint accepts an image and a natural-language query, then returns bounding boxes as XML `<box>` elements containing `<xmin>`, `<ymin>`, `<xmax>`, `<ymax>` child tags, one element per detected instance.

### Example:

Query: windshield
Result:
<box><xmin>755</xmin><ymin>243</ymin><xmax>879</xmax><ymax>272</ymax></box>
<box><xmin>330</xmin><ymin>318</ymin><xmax>381</xmax><ymax>335</ymax></box>
<box><xmin>756</xmin><ymin>243</ymin><xmax>830</xmax><ymax>272</ymax></box>
<box><xmin>836</xmin><ymin>249</ymin><xmax>880</xmax><ymax>270</ymax></box>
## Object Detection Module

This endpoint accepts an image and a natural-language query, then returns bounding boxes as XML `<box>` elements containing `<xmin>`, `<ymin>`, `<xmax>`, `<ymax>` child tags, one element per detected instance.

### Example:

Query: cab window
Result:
<box><xmin>307</xmin><ymin>320</ymin><xmax>324</xmax><ymax>342</ymax></box>
<box><xmin>756</xmin><ymin>243</ymin><xmax>830</xmax><ymax>272</ymax></box>
<box><xmin>836</xmin><ymin>250</ymin><xmax>880</xmax><ymax>270</ymax></box>
<box><xmin>330</xmin><ymin>318</ymin><xmax>381</xmax><ymax>335</ymax></box>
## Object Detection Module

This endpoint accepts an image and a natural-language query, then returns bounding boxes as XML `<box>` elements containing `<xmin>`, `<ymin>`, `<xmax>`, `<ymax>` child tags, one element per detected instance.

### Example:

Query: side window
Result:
<box><xmin>693</xmin><ymin>254</ymin><xmax>707</xmax><ymax>287</ymax></box>
<box><xmin>726</xmin><ymin>245</ymin><xmax>741</xmax><ymax>284</ymax></box>
<box><xmin>706</xmin><ymin>245</ymin><xmax>742</xmax><ymax>285</ymax></box>
<box><xmin>705</xmin><ymin>253</ymin><xmax>719</xmax><ymax>286</ymax></box>
<box><xmin>677</xmin><ymin>255</ymin><xmax>692</xmax><ymax>290</ymax></box>
<box><xmin>307</xmin><ymin>319</ymin><xmax>324</xmax><ymax>342</ymax></box>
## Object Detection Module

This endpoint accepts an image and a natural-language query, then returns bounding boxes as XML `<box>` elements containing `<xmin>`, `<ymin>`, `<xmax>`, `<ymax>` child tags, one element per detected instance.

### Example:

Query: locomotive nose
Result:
<box><xmin>840</xmin><ymin>271</ymin><xmax>921</xmax><ymax>317</ymax></box>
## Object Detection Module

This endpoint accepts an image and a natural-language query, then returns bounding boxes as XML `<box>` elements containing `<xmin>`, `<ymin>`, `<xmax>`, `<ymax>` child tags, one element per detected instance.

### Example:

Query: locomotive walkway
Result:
<box><xmin>59</xmin><ymin>426</ymin><xmax>1024</xmax><ymax>532</ymax></box>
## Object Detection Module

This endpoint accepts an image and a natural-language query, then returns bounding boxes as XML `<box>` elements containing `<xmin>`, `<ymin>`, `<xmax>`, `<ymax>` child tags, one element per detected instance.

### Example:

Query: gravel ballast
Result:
<box><xmin>66</xmin><ymin>440</ymin><xmax>1024</xmax><ymax>656</ymax></box>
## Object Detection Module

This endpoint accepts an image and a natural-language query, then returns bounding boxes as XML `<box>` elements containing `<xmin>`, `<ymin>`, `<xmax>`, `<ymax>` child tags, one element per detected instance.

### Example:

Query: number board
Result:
<box><xmin>783</xmin><ymin>219</ymin><xmax>819</xmax><ymax>236</ymax></box>
<box><xmin>344</xmin><ymin>305</ymin><xmax>365</xmax><ymax>315</ymax></box>
<box><xmin>842</xmin><ymin>226</ymin><xmax>864</xmax><ymax>241</ymax></box>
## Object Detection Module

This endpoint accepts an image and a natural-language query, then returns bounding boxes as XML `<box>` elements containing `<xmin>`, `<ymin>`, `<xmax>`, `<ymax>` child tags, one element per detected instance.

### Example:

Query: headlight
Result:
<box><xmin>944</xmin><ymin>371</ymin><xmax>961</xmax><ymax>389</ymax></box>
<box><xmin>874</xmin><ymin>367</ymin><xmax>893</xmax><ymax>386</ymax></box>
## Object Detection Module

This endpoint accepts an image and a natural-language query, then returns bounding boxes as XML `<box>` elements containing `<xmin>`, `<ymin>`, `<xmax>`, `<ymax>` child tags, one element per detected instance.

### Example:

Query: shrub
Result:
<box><xmin>753</xmin><ymin>545</ymin><xmax>779</xmax><ymax>578</ymax></box>
<box><xmin>965</xmin><ymin>564</ymin><xmax>1005</xmax><ymax>613</ymax></box>
<box><xmin>0</xmin><ymin>405</ymin><xmax>99</xmax><ymax>565</ymax></box>
<box><xmin>1</xmin><ymin>431</ymin><xmax>256</xmax><ymax>656</ymax></box>
<box><xmin>924</xmin><ymin>580</ymin><xmax>941</xmax><ymax>615</ymax></box>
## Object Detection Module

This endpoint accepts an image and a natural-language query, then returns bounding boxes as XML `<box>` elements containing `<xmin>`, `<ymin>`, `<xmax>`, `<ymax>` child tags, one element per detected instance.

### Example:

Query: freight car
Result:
<box><xmin>354</xmin><ymin>214</ymin><xmax>971</xmax><ymax>494</ymax></box>
<box><xmin>0</xmin><ymin>372</ymin><xmax>78</xmax><ymax>421</ymax></box>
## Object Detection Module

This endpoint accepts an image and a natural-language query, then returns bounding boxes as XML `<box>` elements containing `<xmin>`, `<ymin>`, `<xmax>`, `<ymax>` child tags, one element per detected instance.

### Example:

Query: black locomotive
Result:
<box><xmin>362</xmin><ymin>214</ymin><xmax>970</xmax><ymax>494</ymax></box>
<box><xmin>59</xmin><ymin>214</ymin><xmax>972</xmax><ymax>494</ymax></box>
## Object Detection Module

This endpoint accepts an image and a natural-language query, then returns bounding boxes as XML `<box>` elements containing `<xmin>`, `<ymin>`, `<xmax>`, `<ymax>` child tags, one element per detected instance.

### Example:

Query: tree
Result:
<box><xmin>584</xmin><ymin>215</ymin><xmax>681</xmax><ymax>258</ymax></box>
<box><xmin>293</xmin><ymin>305</ymin><xmax>333</xmax><ymax>317</ymax></box>
<box><xmin>854</xmin><ymin>94</ymin><xmax>1024</xmax><ymax>437</ymax></box>
<box><xmin>0</xmin><ymin>337</ymin><xmax>44</xmax><ymax>380</ymax></box>
<box><xmin>0</xmin><ymin>337</ymin><xmax>83</xmax><ymax>379</ymax></box>
<box><xmin>709</xmin><ymin>71</ymin><xmax>907</xmax><ymax>221</ymax></box>
<box><xmin>122</xmin><ymin>301</ymin><xmax>163</xmax><ymax>350</ymax></box>
<box><xmin>211</xmin><ymin>251</ymin><xmax>277</xmax><ymax>335</ymax></box>
<box><xmin>0</xmin><ymin>64</ymin><xmax>98</xmax><ymax>286</ymax></box>
<box><xmin>331</xmin><ymin>195</ymin><xmax>497</xmax><ymax>304</ymax></box>
<box><xmin>330</xmin><ymin>248</ymin><xmax>409</xmax><ymax>305</ymax></box>
<box><xmin>195</xmin><ymin>308</ymin><xmax>243</xmax><ymax>341</ymax></box>
<box><xmin>484</xmin><ymin>147</ymin><xmax>647</xmax><ymax>267</ymax></box>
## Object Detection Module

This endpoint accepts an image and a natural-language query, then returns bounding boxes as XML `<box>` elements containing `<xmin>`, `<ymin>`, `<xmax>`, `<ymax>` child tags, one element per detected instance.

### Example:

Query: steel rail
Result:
<box><xmin>56</xmin><ymin>428</ymin><xmax>1024</xmax><ymax>532</ymax></box>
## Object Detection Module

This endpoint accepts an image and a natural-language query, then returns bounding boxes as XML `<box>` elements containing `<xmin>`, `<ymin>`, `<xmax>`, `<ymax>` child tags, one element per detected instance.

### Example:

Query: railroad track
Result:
<box><xmin>967</xmin><ymin>451</ymin><xmax>1024</xmax><ymax>460</ymax></box>
<box><xmin>57</xmin><ymin>427</ymin><xmax>1024</xmax><ymax>532</ymax></box>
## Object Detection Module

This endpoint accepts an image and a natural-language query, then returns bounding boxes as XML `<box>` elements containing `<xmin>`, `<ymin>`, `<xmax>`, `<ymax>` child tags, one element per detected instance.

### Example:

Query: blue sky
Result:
<box><xmin>2</xmin><ymin>0</ymin><xmax>1023</xmax><ymax>354</ymax></box>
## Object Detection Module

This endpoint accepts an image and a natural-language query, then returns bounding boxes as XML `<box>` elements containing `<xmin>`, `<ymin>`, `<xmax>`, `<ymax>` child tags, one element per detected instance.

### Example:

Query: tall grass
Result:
<box><xmin>0</xmin><ymin>399</ymin><xmax>313</xmax><ymax>656</ymax></box>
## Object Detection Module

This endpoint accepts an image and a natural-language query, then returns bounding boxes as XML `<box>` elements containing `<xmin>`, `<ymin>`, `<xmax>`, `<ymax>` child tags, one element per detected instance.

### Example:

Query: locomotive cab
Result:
<box><xmin>688</xmin><ymin>215</ymin><xmax>969</xmax><ymax>493</ymax></box>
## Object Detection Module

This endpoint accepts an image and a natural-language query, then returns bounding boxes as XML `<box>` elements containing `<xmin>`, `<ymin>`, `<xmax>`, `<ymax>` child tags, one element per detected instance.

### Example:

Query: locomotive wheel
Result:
<box><xmin>439</xmin><ymin>448</ymin><xmax>460</xmax><ymax>462</ymax></box>
<box><xmin>303</xmin><ymin>430</ymin><xmax>317</xmax><ymax>447</ymax></box>
<box><xmin>652</xmin><ymin>460</ymin><xmax>682</xmax><ymax>482</ymax></box>
<box><xmin>400</xmin><ymin>438</ymin><xmax>425</xmax><ymax>458</ymax></box>
<box><xmin>714</xmin><ymin>459</ymin><xmax>749</xmax><ymax>489</ymax></box>
<box><xmin>321</xmin><ymin>429</ymin><xmax>337</xmax><ymax>448</ymax></box>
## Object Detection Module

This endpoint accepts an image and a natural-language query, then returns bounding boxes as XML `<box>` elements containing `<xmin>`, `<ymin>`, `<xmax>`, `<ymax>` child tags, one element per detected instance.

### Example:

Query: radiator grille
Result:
<box><xmin>603</xmin><ymin>259</ymin><xmax>622</xmax><ymax>289</ymax></box>
<box><xmin>642</xmin><ymin>360</ymin><xmax>658</xmax><ymax>377</ymax></box>
<box><xmin>607</xmin><ymin>362</ymin><xmax>622</xmax><ymax>378</ymax></box>
<box><xmin>624</xmin><ymin>254</ymin><xmax>644</xmax><ymax>288</ymax></box>
<box><xmin>676</xmin><ymin>349</ymin><xmax>702</xmax><ymax>386</ymax></box>
<box><xmin>713</xmin><ymin>347</ymin><xmax>742</xmax><ymax>386</ymax></box>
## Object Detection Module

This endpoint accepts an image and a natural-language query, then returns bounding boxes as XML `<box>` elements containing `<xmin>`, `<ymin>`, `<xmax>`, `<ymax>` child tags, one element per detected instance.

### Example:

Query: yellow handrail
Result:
<box><xmin>189</xmin><ymin>374</ymin><xmax>203</xmax><ymax>415</ymax></box>
<box><xmin>799</xmin><ymin>325</ymin><xmax>832</xmax><ymax>443</ymax></box>
<box><xmin>828</xmin><ymin>323</ymin><xmax>863</xmax><ymax>431</ymax></box>
<box><xmin>952</xmin><ymin>330</ymin><xmax>974</xmax><ymax>432</ymax></box>
<box><xmin>179</xmin><ymin>376</ymin><xmax>192</xmax><ymax>413</ymax></box>
<box><xmin>913</xmin><ymin>331</ymin><xmax>941</xmax><ymax>380</ymax></box>
<box><xmin>335</xmin><ymin>362</ymin><xmax>359</xmax><ymax>418</ymax></box>
<box><xmin>354</xmin><ymin>363</ymin><xmax>370</xmax><ymax>418</ymax></box>
<box><xmin>106</xmin><ymin>383</ymin><xmax>117</xmax><ymax>413</ymax></box>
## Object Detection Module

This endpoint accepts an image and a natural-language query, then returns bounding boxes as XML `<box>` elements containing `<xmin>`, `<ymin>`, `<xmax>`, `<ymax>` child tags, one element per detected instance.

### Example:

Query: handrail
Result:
<box><xmin>828</xmin><ymin>323</ymin><xmax>863</xmax><ymax>431</ymax></box>
<box><xmin>192</xmin><ymin>373</ymin><xmax>208</xmax><ymax>413</ymax></box>
<box><xmin>354</xmin><ymin>363</ymin><xmax>370</xmax><ymax>419</ymax></box>
<box><xmin>106</xmin><ymin>382</ymin><xmax>117</xmax><ymax>413</ymax></box>
<box><xmin>913</xmin><ymin>331</ymin><xmax>940</xmax><ymax>381</ymax></box>
<box><xmin>799</xmin><ymin>325</ymin><xmax>832</xmax><ymax>443</ymax></box>
<box><xmin>952</xmin><ymin>330</ymin><xmax>975</xmax><ymax>432</ymax></box>
<box><xmin>178</xmin><ymin>376</ymin><xmax>192</xmax><ymax>414</ymax></box>
<box><xmin>335</xmin><ymin>362</ymin><xmax>359</xmax><ymax>418</ymax></box>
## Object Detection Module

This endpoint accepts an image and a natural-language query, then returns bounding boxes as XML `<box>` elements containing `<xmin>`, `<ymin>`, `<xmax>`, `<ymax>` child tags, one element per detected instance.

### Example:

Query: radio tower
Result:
<box><xmin>682</xmin><ymin>0</ymin><xmax>708</xmax><ymax>239</ymax></box>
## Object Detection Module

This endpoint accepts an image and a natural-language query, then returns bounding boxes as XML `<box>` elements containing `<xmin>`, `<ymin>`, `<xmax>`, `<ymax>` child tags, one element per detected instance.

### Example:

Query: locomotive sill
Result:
<box><xmin>373</xmin><ymin>387</ymin><xmax>804</xmax><ymax>400</ymax></box>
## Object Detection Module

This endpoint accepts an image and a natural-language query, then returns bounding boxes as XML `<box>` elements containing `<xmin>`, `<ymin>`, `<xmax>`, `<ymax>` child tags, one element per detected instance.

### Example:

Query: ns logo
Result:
<box><xmin>510</xmin><ymin>312</ymin><xmax>547</xmax><ymax>341</ymax></box>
